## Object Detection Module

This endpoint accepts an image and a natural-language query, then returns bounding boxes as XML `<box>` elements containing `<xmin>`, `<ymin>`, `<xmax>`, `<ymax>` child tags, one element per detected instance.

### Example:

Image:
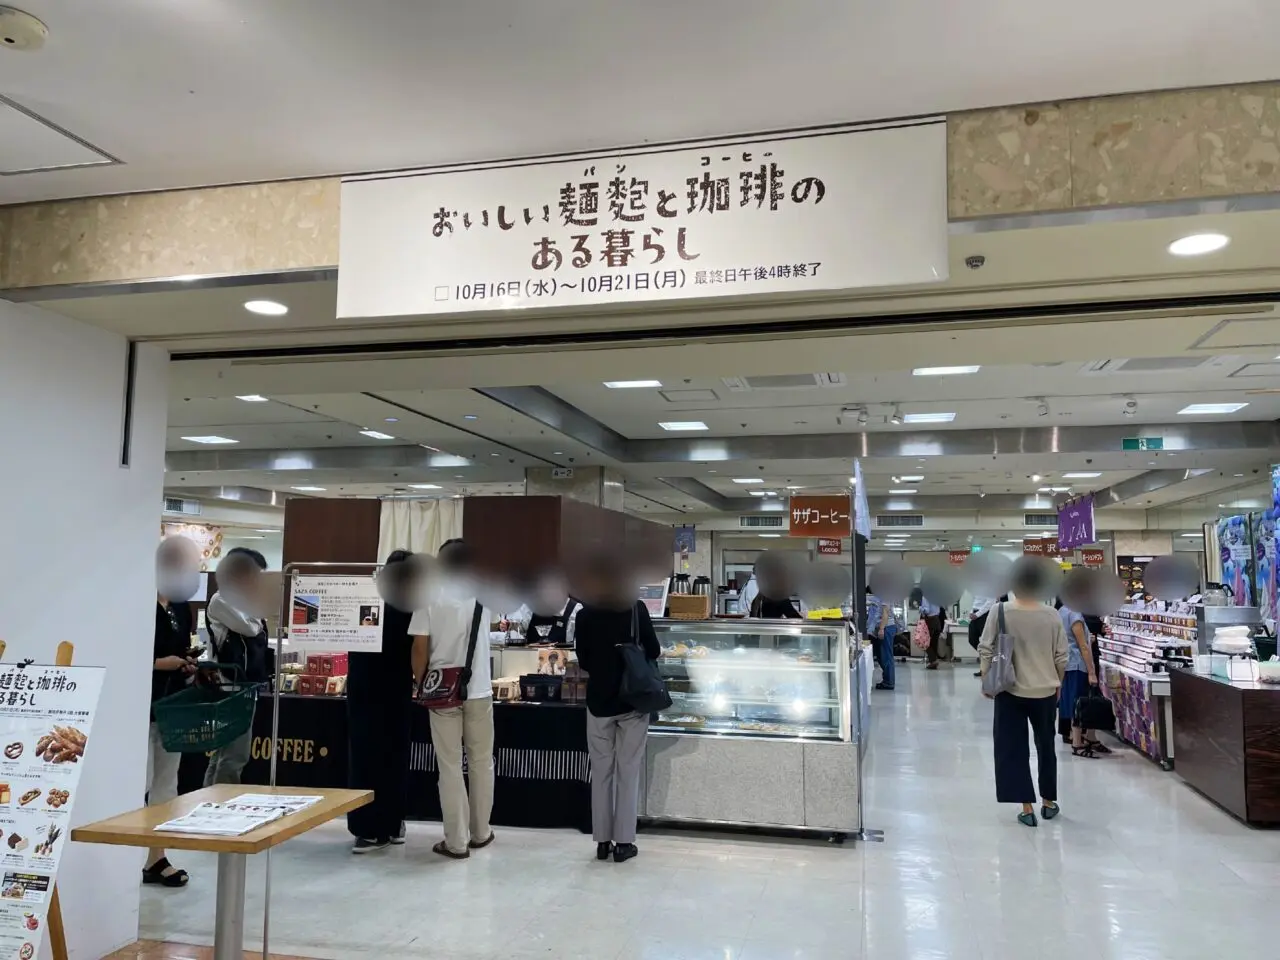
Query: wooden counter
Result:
<box><xmin>1169</xmin><ymin>669</ymin><xmax>1280</xmax><ymax>825</ymax></box>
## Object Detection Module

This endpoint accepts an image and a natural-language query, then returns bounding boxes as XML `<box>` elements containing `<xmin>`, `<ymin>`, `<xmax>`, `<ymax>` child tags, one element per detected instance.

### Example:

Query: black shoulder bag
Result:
<box><xmin>616</xmin><ymin>602</ymin><xmax>672</xmax><ymax>714</ymax></box>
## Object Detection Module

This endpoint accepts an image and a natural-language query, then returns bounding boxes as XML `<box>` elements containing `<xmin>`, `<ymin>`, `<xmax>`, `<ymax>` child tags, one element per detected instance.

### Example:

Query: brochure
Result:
<box><xmin>156</xmin><ymin>794</ymin><xmax>323</xmax><ymax>836</ymax></box>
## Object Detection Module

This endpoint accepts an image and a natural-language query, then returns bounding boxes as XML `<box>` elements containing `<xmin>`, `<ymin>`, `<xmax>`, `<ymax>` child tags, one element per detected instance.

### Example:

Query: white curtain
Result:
<box><xmin>377</xmin><ymin>499</ymin><xmax>464</xmax><ymax>559</ymax></box>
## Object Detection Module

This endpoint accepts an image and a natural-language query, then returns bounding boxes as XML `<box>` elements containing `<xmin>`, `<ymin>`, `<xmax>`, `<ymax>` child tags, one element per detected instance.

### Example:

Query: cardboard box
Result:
<box><xmin>667</xmin><ymin>594</ymin><xmax>711</xmax><ymax>620</ymax></box>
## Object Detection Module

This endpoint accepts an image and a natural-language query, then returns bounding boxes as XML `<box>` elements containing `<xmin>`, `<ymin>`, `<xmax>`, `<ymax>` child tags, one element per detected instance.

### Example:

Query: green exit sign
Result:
<box><xmin>1122</xmin><ymin>437</ymin><xmax>1164</xmax><ymax>451</ymax></box>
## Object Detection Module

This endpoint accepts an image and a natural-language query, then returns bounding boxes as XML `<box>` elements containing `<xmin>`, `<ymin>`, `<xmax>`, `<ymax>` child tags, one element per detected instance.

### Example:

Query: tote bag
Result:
<box><xmin>981</xmin><ymin>603</ymin><xmax>1018</xmax><ymax>697</ymax></box>
<box><xmin>617</xmin><ymin>603</ymin><xmax>673</xmax><ymax>714</ymax></box>
<box><xmin>912</xmin><ymin>617</ymin><xmax>931</xmax><ymax>651</ymax></box>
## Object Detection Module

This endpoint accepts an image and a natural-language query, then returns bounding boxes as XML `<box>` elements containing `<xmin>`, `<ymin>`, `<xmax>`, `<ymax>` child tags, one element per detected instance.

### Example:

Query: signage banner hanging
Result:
<box><xmin>337</xmin><ymin>122</ymin><xmax>948</xmax><ymax>319</ymax></box>
<box><xmin>948</xmin><ymin>549</ymin><xmax>970</xmax><ymax>566</ymax></box>
<box><xmin>673</xmin><ymin>526</ymin><xmax>697</xmax><ymax>554</ymax></box>
<box><xmin>789</xmin><ymin>495</ymin><xmax>852</xmax><ymax>538</ymax></box>
<box><xmin>288</xmin><ymin>575</ymin><xmax>385</xmax><ymax>651</ymax></box>
<box><xmin>1023</xmin><ymin>537</ymin><xmax>1060</xmax><ymax>558</ymax></box>
<box><xmin>816</xmin><ymin>538</ymin><xmax>842</xmax><ymax>556</ymax></box>
<box><xmin>1057</xmin><ymin>495</ymin><xmax>1096</xmax><ymax>550</ymax></box>
<box><xmin>0</xmin><ymin>663</ymin><xmax>104</xmax><ymax>960</ymax></box>
<box><xmin>852</xmin><ymin>459</ymin><xmax>872</xmax><ymax>540</ymax></box>
<box><xmin>1081</xmin><ymin>548</ymin><xmax>1107</xmax><ymax>568</ymax></box>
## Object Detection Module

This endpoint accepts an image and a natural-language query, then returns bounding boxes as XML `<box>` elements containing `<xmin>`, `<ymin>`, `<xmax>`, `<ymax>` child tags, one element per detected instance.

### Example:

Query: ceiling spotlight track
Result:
<box><xmin>889</xmin><ymin>406</ymin><xmax>903</xmax><ymax>426</ymax></box>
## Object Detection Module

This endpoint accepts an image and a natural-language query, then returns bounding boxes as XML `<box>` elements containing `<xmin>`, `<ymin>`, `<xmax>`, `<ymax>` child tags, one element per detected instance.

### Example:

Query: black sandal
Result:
<box><xmin>1085</xmin><ymin>739</ymin><xmax>1113</xmax><ymax>754</ymax></box>
<box><xmin>142</xmin><ymin>857</ymin><xmax>189</xmax><ymax>887</ymax></box>
<box><xmin>1071</xmin><ymin>743</ymin><xmax>1098</xmax><ymax>759</ymax></box>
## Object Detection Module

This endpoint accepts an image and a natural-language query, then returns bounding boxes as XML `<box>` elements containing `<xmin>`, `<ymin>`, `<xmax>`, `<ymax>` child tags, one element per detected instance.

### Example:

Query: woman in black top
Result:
<box><xmin>747</xmin><ymin>551</ymin><xmax>803</xmax><ymax>619</ymax></box>
<box><xmin>574</xmin><ymin>556</ymin><xmax>660</xmax><ymax>863</ymax></box>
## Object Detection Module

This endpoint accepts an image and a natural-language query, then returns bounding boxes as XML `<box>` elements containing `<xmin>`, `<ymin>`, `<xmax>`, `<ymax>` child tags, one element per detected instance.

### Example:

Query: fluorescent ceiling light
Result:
<box><xmin>463</xmin><ymin>415</ymin><xmax>478</xmax><ymax>420</ymax></box>
<box><xmin>897</xmin><ymin>475</ymin><xmax>924</xmax><ymax>483</ymax></box>
<box><xmin>244</xmin><ymin>299</ymin><xmax>288</xmax><ymax>316</ymax></box>
<box><xmin>733</xmin><ymin>478</ymin><xmax>765</xmax><ymax>484</ymax></box>
<box><xmin>235</xmin><ymin>395</ymin><xmax>268</xmax><ymax>403</ymax></box>
<box><xmin>1051</xmin><ymin>486</ymin><xmax>1072</xmax><ymax>493</ymax></box>
<box><xmin>292</xmin><ymin>485</ymin><xmax>326</xmax><ymax>492</ymax></box>
<box><xmin>1168</xmin><ymin>233</ymin><xmax>1229</xmax><ymax>257</ymax></box>
<box><xmin>384</xmin><ymin>417</ymin><xmax>399</xmax><ymax>423</ymax></box>
<box><xmin>903</xmin><ymin>412</ymin><xmax>956</xmax><ymax>424</ymax></box>
<box><xmin>255</xmin><ymin>529</ymin><xmax>279</xmax><ymax>533</ymax></box>
<box><xmin>759</xmin><ymin>533</ymin><xmax>781</xmax><ymax>538</ymax></box>
<box><xmin>659</xmin><ymin>421</ymin><xmax>708</xmax><ymax>431</ymax></box>
<box><xmin>604</xmin><ymin>380</ymin><xmax>662</xmax><ymax>389</ymax></box>
<box><xmin>749</xmin><ymin>491</ymin><xmax>766</xmax><ymax>497</ymax></box>
<box><xmin>912</xmin><ymin>365</ymin><xmax>981</xmax><ymax>377</ymax></box>
<box><xmin>1181</xmin><ymin>533</ymin><xmax>1204</xmax><ymax>538</ymax></box>
<box><xmin>359</xmin><ymin>430</ymin><xmax>396</xmax><ymax>440</ymax></box>
<box><xmin>1062</xmin><ymin>472</ymin><xmax>1101</xmax><ymax>479</ymax></box>
<box><xmin>235</xmin><ymin>535</ymin><xmax>265</xmax><ymax>540</ymax></box>
<box><xmin>1038</xmin><ymin>487</ymin><xmax>1053</xmax><ymax>493</ymax></box>
<box><xmin>888</xmin><ymin>488</ymin><xmax>918</xmax><ymax>494</ymax></box>
<box><xmin>764</xmin><ymin>491</ymin><xmax>777</xmax><ymax>497</ymax></box>
<box><xmin>181</xmin><ymin>435</ymin><xmax>237</xmax><ymax>444</ymax></box>
<box><xmin>786</xmin><ymin>485</ymin><xmax>803</xmax><ymax>491</ymax></box>
<box><xmin>408</xmin><ymin>483</ymin><xmax>442</xmax><ymax>490</ymax></box>
<box><xmin>1178</xmin><ymin>403</ymin><xmax>1248</xmax><ymax>415</ymax></box>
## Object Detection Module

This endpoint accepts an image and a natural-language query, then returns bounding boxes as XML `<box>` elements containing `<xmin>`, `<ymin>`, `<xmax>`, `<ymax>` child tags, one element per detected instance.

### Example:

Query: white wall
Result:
<box><xmin>0</xmin><ymin>300</ymin><xmax>168</xmax><ymax>959</ymax></box>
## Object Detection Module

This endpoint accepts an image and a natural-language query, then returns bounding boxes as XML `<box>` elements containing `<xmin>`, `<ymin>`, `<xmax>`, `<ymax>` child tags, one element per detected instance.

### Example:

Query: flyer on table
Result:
<box><xmin>288</xmin><ymin>575</ymin><xmax>385</xmax><ymax>651</ymax></box>
<box><xmin>0</xmin><ymin>664</ymin><xmax>104</xmax><ymax>960</ymax></box>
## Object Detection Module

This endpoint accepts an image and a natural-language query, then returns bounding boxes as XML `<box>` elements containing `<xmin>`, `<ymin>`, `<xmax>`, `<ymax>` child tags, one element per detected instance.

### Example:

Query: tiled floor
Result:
<box><xmin>138</xmin><ymin>663</ymin><xmax>1280</xmax><ymax>959</ymax></box>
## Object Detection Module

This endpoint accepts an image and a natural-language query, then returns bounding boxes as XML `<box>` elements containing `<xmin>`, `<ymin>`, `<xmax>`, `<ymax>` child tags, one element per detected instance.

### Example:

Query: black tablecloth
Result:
<box><xmin>179</xmin><ymin>695</ymin><xmax>591</xmax><ymax>832</ymax></box>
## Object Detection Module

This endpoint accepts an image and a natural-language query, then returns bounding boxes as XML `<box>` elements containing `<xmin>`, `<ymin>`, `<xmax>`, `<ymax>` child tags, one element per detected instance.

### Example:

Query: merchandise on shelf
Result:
<box><xmin>1116</xmin><ymin>555</ymin><xmax>1152</xmax><ymax>597</ymax></box>
<box><xmin>1101</xmin><ymin>603</ymin><xmax>1196</xmax><ymax>676</ymax></box>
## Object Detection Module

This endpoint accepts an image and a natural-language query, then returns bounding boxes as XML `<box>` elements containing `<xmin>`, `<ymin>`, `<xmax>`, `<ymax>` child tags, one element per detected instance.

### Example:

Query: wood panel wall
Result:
<box><xmin>282</xmin><ymin>498</ymin><xmax>382</xmax><ymax>571</ymax></box>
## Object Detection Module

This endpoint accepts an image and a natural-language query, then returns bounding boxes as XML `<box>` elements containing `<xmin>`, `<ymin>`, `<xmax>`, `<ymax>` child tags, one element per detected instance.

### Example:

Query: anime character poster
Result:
<box><xmin>1217</xmin><ymin>515</ymin><xmax>1254</xmax><ymax>607</ymax></box>
<box><xmin>1253</xmin><ymin>510</ymin><xmax>1278</xmax><ymax>623</ymax></box>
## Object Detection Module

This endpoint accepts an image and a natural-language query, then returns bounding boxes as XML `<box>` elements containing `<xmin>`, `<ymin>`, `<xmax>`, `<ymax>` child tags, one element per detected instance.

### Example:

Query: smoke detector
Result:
<box><xmin>0</xmin><ymin>6</ymin><xmax>47</xmax><ymax>51</ymax></box>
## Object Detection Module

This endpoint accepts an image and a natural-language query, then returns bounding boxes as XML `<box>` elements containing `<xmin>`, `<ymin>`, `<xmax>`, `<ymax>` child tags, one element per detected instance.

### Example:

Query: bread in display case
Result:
<box><xmin>653</xmin><ymin>620</ymin><xmax>851</xmax><ymax>741</ymax></box>
<box><xmin>644</xmin><ymin>619</ymin><xmax>863</xmax><ymax>839</ymax></box>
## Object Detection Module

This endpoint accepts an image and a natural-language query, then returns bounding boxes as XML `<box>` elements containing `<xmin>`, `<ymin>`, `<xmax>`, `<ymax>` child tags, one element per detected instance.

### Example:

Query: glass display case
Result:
<box><xmin>644</xmin><ymin>619</ymin><xmax>863</xmax><ymax>838</ymax></box>
<box><xmin>652</xmin><ymin>620</ymin><xmax>852</xmax><ymax>742</ymax></box>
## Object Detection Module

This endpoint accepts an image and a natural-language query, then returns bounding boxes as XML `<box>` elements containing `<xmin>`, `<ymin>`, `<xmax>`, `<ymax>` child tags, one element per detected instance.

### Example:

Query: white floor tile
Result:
<box><xmin>140</xmin><ymin>663</ymin><xmax>1280</xmax><ymax>959</ymax></box>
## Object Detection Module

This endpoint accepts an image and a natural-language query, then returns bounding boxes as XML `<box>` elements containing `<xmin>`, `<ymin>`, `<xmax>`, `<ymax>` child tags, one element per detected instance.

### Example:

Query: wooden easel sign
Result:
<box><xmin>0</xmin><ymin>642</ymin><xmax>102</xmax><ymax>960</ymax></box>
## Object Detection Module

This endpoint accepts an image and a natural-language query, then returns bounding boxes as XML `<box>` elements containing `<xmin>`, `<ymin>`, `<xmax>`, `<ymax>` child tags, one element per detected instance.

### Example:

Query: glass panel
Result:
<box><xmin>652</xmin><ymin>622</ymin><xmax>843</xmax><ymax>740</ymax></box>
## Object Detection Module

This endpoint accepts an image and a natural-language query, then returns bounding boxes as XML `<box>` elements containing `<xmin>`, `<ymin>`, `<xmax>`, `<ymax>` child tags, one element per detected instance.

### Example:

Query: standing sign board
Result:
<box><xmin>789</xmin><ymin>496</ymin><xmax>852</xmax><ymax>539</ymax></box>
<box><xmin>288</xmin><ymin>576</ymin><xmax>385</xmax><ymax>651</ymax></box>
<box><xmin>0</xmin><ymin>663</ymin><xmax>103</xmax><ymax>960</ymax></box>
<box><xmin>338</xmin><ymin>122</ymin><xmax>947</xmax><ymax>319</ymax></box>
<box><xmin>1057</xmin><ymin>495</ymin><xmax>1095</xmax><ymax>550</ymax></box>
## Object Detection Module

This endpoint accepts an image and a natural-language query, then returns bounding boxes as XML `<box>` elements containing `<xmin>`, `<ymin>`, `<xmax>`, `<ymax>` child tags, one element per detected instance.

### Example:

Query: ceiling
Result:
<box><xmin>3</xmin><ymin>2</ymin><xmax>1279</xmax><ymax>203</ymax></box>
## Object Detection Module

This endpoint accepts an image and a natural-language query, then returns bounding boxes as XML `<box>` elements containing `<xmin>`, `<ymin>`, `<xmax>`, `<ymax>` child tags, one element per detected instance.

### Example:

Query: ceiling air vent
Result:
<box><xmin>739</xmin><ymin>515</ymin><xmax>785</xmax><ymax>528</ymax></box>
<box><xmin>1024</xmin><ymin>513</ymin><xmax>1057</xmax><ymax>527</ymax></box>
<box><xmin>163</xmin><ymin>497</ymin><xmax>202</xmax><ymax>517</ymax></box>
<box><xmin>1078</xmin><ymin>356</ymin><xmax>1225</xmax><ymax>376</ymax></box>
<box><xmin>721</xmin><ymin>373</ymin><xmax>847</xmax><ymax>392</ymax></box>
<box><xmin>877</xmin><ymin>514</ymin><xmax>923</xmax><ymax>527</ymax></box>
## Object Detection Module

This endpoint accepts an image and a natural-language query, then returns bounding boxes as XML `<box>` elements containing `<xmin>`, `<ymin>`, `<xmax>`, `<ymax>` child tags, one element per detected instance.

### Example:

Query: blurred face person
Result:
<box><xmin>156</xmin><ymin>536</ymin><xmax>201</xmax><ymax>602</ymax></box>
<box><xmin>215</xmin><ymin>549</ymin><xmax>267</xmax><ymax>613</ymax></box>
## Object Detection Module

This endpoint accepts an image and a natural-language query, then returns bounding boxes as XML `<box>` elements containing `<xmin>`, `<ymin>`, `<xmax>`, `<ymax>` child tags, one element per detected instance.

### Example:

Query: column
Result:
<box><xmin>524</xmin><ymin>466</ymin><xmax>625</xmax><ymax>510</ymax></box>
<box><xmin>0</xmin><ymin>300</ymin><xmax>169</xmax><ymax>959</ymax></box>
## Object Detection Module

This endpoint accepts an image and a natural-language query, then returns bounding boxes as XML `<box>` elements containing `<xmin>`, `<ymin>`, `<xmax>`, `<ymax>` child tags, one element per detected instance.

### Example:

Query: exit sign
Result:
<box><xmin>1122</xmin><ymin>437</ymin><xmax>1164</xmax><ymax>451</ymax></box>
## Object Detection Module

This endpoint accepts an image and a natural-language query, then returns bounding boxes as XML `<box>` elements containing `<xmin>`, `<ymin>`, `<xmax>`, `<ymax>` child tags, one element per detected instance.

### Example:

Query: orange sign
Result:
<box><xmin>948</xmin><ymin>549</ymin><xmax>970</xmax><ymax>565</ymax></box>
<box><xmin>1023</xmin><ymin>537</ymin><xmax>1060</xmax><ymax>557</ymax></box>
<box><xmin>1081</xmin><ymin>548</ymin><xmax>1106</xmax><ymax>567</ymax></box>
<box><xmin>816</xmin><ymin>538</ymin><xmax>842</xmax><ymax>555</ymax></box>
<box><xmin>788</xmin><ymin>495</ymin><xmax>852</xmax><ymax>538</ymax></box>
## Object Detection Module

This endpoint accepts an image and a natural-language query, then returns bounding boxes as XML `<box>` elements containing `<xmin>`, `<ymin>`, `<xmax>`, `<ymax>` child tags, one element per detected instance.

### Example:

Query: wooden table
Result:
<box><xmin>72</xmin><ymin>785</ymin><xmax>371</xmax><ymax>960</ymax></box>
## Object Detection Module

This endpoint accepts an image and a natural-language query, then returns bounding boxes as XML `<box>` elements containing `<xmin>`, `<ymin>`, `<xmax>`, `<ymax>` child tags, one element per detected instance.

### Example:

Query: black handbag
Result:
<box><xmin>1073</xmin><ymin>684</ymin><xmax>1116</xmax><ymax>733</ymax></box>
<box><xmin>617</xmin><ymin>602</ymin><xmax>672</xmax><ymax>714</ymax></box>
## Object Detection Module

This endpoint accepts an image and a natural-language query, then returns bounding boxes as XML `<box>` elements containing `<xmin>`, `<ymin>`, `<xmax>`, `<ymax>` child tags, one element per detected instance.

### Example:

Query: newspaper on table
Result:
<box><xmin>156</xmin><ymin>794</ymin><xmax>322</xmax><ymax>837</ymax></box>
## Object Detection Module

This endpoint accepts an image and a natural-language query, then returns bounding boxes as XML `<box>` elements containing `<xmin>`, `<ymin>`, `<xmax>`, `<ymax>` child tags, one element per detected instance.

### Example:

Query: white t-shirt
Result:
<box><xmin>408</xmin><ymin>597</ymin><xmax>492</xmax><ymax>700</ymax></box>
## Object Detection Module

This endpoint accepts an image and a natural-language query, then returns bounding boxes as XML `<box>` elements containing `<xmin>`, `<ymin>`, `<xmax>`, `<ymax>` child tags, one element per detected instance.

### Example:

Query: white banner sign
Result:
<box><xmin>0</xmin><ymin>664</ymin><xmax>104</xmax><ymax>960</ymax></box>
<box><xmin>288</xmin><ymin>576</ymin><xmax>384</xmax><ymax>651</ymax></box>
<box><xmin>338</xmin><ymin>121</ymin><xmax>947</xmax><ymax>318</ymax></box>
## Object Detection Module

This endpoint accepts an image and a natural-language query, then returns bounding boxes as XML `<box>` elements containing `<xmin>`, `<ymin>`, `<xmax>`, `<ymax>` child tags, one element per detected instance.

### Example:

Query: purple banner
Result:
<box><xmin>1057</xmin><ymin>495</ymin><xmax>1096</xmax><ymax>550</ymax></box>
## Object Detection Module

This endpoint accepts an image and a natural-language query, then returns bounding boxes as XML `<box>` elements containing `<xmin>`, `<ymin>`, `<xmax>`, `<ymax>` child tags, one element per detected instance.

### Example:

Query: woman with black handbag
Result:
<box><xmin>1057</xmin><ymin>600</ymin><xmax>1110</xmax><ymax>757</ymax></box>
<box><xmin>574</xmin><ymin>555</ymin><xmax>663</xmax><ymax>864</ymax></box>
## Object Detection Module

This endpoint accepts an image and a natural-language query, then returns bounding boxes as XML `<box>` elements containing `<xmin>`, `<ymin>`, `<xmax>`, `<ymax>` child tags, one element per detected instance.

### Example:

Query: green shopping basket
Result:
<box><xmin>152</xmin><ymin>663</ymin><xmax>261</xmax><ymax>753</ymax></box>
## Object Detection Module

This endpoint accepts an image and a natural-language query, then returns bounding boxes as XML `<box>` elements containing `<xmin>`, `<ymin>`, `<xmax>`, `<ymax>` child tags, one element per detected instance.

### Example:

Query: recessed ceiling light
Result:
<box><xmin>408</xmin><ymin>483</ymin><xmax>442</xmax><ymax>490</ymax></box>
<box><xmin>889</xmin><ymin>406</ymin><xmax>903</xmax><ymax>425</ymax></box>
<box><xmin>733</xmin><ymin>478</ymin><xmax>765</xmax><ymax>484</ymax></box>
<box><xmin>384</xmin><ymin>417</ymin><xmax>399</xmax><ymax>423</ymax></box>
<box><xmin>1178</xmin><ymin>403</ymin><xmax>1248</xmax><ymax>415</ymax></box>
<box><xmin>1181</xmin><ymin>533</ymin><xmax>1204</xmax><ymax>538</ymax></box>
<box><xmin>292</xmin><ymin>485</ymin><xmax>326</xmax><ymax>492</ymax></box>
<box><xmin>236</xmin><ymin>395</ymin><xmax>268</xmax><ymax>403</ymax></box>
<box><xmin>603</xmin><ymin>380</ymin><xmax>662</xmax><ymax>389</ymax></box>
<box><xmin>181</xmin><ymin>435</ymin><xmax>238</xmax><ymax>444</ymax></box>
<box><xmin>1234</xmin><ymin>473</ymin><xmax>1245</xmax><ymax>478</ymax></box>
<box><xmin>360</xmin><ymin>430</ymin><xmax>396</xmax><ymax>440</ymax></box>
<box><xmin>490</xmin><ymin>453</ymin><xmax>501</xmax><ymax>457</ymax></box>
<box><xmin>1168</xmin><ymin>233</ymin><xmax>1229</xmax><ymax>257</ymax></box>
<box><xmin>1031</xmin><ymin>474</ymin><xmax>1042</xmax><ymax>483</ymax></box>
<box><xmin>244</xmin><ymin>299</ymin><xmax>288</xmax><ymax>316</ymax></box>
<box><xmin>786</xmin><ymin>485</ymin><xmax>803</xmax><ymax>491</ymax></box>
<box><xmin>888</xmin><ymin>488</ymin><xmax>918</xmax><ymax>494</ymax></box>
<box><xmin>1062</xmin><ymin>472</ymin><xmax>1101</xmax><ymax>479</ymax></box>
<box><xmin>553</xmin><ymin>451</ymin><xmax>564</xmax><ymax>456</ymax></box>
<box><xmin>455</xmin><ymin>475</ymin><xmax>466</xmax><ymax>479</ymax></box>
<box><xmin>759</xmin><ymin>533</ymin><xmax>781</xmax><ymax>538</ymax></box>
<box><xmin>912</xmin><ymin>366</ymin><xmax>981</xmax><ymax>377</ymax></box>
<box><xmin>764</xmin><ymin>491</ymin><xmax>777</xmax><ymax>497</ymax></box>
<box><xmin>903</xmin><ymin>412</ymin><xmax>956</xmax><ymax>424</ymax></box>
<box><xmin>659</xmin><ymin>421</ymin><xmax>708</xmax><ymax>431</ymax></box>
<box><xmin>849</xmin><ymin>476</ymin><xmax>857</xmax><ymax>485</ymax></box>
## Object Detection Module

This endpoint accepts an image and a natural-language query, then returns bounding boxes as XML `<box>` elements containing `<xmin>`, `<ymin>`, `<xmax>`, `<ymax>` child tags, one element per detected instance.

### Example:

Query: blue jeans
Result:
<box><xmin>878</xmin><ymin>625</ymin><xmax>898</xmax><ymax>689</ymax></box>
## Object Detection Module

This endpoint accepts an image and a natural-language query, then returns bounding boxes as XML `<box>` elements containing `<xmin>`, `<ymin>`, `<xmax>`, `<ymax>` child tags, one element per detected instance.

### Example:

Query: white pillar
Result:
<box><xmin>0</xmin><ymin>299</ymin><xmax>168</xmax><ymax>958</ymax></box>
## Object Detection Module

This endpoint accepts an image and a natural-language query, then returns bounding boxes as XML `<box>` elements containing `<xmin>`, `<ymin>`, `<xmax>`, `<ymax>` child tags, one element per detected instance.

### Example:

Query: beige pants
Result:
<box><xmin>428</xmin><ymin>696</ymin><xmax>495</xmax><ymax>854</ymax></box>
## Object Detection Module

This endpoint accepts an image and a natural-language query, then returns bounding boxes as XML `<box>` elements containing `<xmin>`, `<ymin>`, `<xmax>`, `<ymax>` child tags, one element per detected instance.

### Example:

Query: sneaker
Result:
<box><xmin>389</xmin><ymin>822</ymin><xmax>407</xmax><ymax>845</ymax></box>
<box><xmin>352</xmin><ymin>837</ymin><xmax>390</xmax><ymax>854</ymax></box>
<box><xmin>874</xmin><ymin>682</ymin><xmax>895</xmax><ymax>691</ymax></box>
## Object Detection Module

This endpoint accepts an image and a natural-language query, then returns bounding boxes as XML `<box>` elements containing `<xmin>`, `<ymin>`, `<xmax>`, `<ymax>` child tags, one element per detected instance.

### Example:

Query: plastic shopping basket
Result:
<box><xmin>152</xmin><ymin>664</ymin><xmax>260</xmax><ymax>753</ymax></box>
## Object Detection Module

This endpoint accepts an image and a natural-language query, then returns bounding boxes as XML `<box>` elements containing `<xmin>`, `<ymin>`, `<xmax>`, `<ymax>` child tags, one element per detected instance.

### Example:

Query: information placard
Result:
<box><xmin>288</xmin><ymin>576</ymin><xmax>385</xmax><ymax>651</ymax></box>
<box><xmin>0</xmin><ymin>663</ymin><xmax>104</xmax><ymax>960</ymax></box>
